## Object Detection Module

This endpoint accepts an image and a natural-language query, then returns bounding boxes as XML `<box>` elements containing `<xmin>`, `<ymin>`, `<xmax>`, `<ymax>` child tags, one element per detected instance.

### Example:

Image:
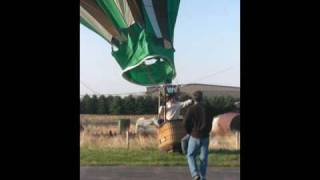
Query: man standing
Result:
<box><xmin>184</xmin><ymin>91</ymin><xmax>212</xmax><ymax>180</ymax></box>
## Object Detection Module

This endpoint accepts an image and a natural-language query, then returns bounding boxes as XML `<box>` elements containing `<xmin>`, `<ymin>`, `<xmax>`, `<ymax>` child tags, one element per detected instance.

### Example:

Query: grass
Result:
<box><xmin>81</xmin><ymin>133</ymin><xmax>158</xmax><ymax>150</ymax></box>
<box><xmin>81</xmin><ymin>114</ymin><xmax>156</xmax><ymax>125</ymax></box>
<box><xmin>80</xmin><ymin>147</ymin><xmax>240</xmax><ymax>167</ymax></box>
<box><xmin>81</xmin><ymin>125</ymin><xmax>239</xmax><ymax>150</ymax></box>
<box><xmin>80</xmin><ymin>115</ymin><xmax>240</xmax><ymax>167</ymax></box>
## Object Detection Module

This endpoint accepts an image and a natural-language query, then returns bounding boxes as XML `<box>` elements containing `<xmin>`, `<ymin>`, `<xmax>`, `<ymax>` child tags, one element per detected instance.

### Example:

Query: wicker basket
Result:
<box><xmin>158</xmin><ymin>119</ymin><xmax>187</xmax><ymax>152</ymax></box>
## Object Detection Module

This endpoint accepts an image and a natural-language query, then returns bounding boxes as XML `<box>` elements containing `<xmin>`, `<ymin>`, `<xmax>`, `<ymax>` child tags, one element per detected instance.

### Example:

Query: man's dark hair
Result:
<box><xmin>193</xmin><ymin>91</ymin><xmax>203</xmax><ymax>102</ymax></box>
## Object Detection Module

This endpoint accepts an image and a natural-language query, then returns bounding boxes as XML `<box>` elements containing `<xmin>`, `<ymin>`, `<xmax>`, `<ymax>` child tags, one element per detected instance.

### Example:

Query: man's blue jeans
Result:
<box><xmin>187</xmin><ymin>136</ymin><xmax>209</xmax><ymax>180</ymax></box>
<box><xmin>181</xmin><ymin>134</ymin><xmax>190</xmax><ymax>155</ymax></box>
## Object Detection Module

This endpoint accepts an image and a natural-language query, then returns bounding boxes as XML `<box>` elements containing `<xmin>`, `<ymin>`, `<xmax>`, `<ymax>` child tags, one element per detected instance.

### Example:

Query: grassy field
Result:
<box><xmin>80</xmin><ymin>147</ymin><xmax>240</xmax><ymax>167</ymax></box>
<box><xmin>81</xmin><ymin>114</ymin><xmax>155</xmax><ymax>125</ymax></box>
<box><xmin>80</xmin><ymin>115</ymin><xmax>240</xmax><ymax>167</ymax></box>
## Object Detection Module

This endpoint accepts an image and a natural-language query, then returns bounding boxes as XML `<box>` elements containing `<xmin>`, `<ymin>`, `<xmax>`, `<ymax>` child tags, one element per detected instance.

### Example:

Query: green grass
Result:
<box><xmin>80</xmin><ymin>147</ymin><xmax>240</xmax><ymax>167</ymax></box>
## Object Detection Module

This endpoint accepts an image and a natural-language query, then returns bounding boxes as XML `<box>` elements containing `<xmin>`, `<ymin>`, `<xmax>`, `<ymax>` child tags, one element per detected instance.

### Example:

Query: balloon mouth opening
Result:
<box><xmin>112</xmin><ymin>44</ymin><xmax>119</xmax><ymax>52</ymax></box>
<box><xmin>144</xmin><ymin>56</ymin><xmax>167</xmax><ymax>66</ymax></box>
<box><xmin>121</xmin><ymin>55</ymin><xmax>176</xmax><ymax>86</ymax></box>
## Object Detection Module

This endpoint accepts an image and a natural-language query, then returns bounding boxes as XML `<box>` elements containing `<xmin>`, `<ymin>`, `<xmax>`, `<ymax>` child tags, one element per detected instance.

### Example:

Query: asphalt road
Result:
<box><xmin>80</xmin><ymin>166</ymin><xmax>240</xmax><ymax>180</ymax></box>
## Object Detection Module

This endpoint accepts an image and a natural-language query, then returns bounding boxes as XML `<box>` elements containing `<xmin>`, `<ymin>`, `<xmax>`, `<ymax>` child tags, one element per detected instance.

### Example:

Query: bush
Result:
<box><xmin>80</xmin><ymin>94</ymin><xmax>238</xmax><ymax>115</ymax></box>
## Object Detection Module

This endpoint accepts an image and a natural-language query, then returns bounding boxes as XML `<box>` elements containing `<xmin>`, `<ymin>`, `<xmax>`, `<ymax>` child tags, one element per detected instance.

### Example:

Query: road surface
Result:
<box><xmin>81</xmin><ymin>166</ymin><xmax>240</xmax><ymax>180</ymax></box>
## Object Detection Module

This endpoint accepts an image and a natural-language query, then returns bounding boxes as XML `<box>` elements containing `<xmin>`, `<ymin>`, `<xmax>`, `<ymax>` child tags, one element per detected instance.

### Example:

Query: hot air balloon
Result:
<box><xmin>80</xmin><ymin>0</ymin><xmax>181</xmax><ymax>86</ymax></box>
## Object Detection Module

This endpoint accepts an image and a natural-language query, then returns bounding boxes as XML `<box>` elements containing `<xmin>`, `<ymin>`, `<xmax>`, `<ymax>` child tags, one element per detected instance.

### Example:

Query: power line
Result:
<box><xmin>80</xmin><ymin>64</ymin><xmax>239</xmax><ymax>97</ymax></box>
<box><xmin>80</xmin><ymin>80</ymin><xmax>148</xmax><ymax>97</ymax></box>
<box><xmin>186</xmin><ymin>65</ymin><xmax>238</xmax><ymax>84</ymax></box>
<box><xmin>80</xmin><ymin>91</ymin><xmax>146</xmax><ymax>97</ymax></box>
<box><xmin>80</xmin><ymin>80</ymin><xmax>101</xmax><ymax>96</ymax></box>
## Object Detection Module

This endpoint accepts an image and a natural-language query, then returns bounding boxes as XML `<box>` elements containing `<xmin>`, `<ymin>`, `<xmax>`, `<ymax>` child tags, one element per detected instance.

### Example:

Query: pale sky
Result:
<box><xmin>80</xmin><ymin>0</ymin><xmax>240</xmax><ymax>95</ymax></box>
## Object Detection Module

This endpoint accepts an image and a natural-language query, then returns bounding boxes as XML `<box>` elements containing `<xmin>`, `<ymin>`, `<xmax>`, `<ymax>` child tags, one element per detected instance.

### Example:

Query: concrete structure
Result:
<box><xmin>146</xmin><ymin>83</ymin><xmax>240</xmax><ymax>99</ymax></box>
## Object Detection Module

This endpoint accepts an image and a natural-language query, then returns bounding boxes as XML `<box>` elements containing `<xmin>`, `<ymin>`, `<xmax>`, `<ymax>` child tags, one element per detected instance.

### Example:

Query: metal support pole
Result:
<box><xmin>126</xmin><ymin>130</ymin><xmax>129</xmax><ymax>150</ymax></box>
<box><xmin>235</xmin><ymin>131</ymin><xmax>240</xmax><ymax>150</ymax></box>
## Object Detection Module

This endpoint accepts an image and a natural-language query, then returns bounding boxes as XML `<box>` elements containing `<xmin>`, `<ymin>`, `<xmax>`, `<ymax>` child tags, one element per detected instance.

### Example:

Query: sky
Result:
<box><xmin>80</xmin><ymin>0</ymin><xmax>240</xmax><ymax>95</ymax></box>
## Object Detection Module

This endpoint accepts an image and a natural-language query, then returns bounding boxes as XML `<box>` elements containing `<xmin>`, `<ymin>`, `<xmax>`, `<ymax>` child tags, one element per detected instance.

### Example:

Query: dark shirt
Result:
<box><xmin>183</xmin><ymin>102</ymin><xmax>212</xmax><ymax>138</ymax></box>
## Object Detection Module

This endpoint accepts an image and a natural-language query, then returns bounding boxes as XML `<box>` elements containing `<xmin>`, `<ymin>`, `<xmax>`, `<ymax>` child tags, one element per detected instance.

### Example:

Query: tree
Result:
<box><xmin>90</xmin><ymin>95</ymin><xmax>98</xmax><ymax>114</ymax></box>
<box><xmin>135</xmin><ymin>96</ymin><xmax>146</xmax><ymax>114</ymax></box>
<box><xmin>80</xmin><ymin>98</ymin><xmax>84</xmax><ymax>114</ymax></box>
<box><xmin>81</xmin><ymin>94</ymin><xmax>238</xmax><ymax>115</ymax></box>
<box><xmin>144</xmin><ymin>95</ymin><xmax>157</xmax><ymax>114</ymax></box>
<box><xmin>206</xmin><ymin>96</ymin><xmax>237</xmax><ymax>117</ymax></box>
<box><xmin>97</xmin><ymin>95</ymin><xmax>107</xmax><ymax>114</ymax></box>
<box><xmin>122</xmin><ymin>95</ymin><xmax>136</xmax><ymax>114</ymax></box>
<box><xmin>104</xmin><ymin>95</ymin><xmax>114</xmax><ymax>114</ymax></box>
<box><xmin>81</xmin><ymin>94</ymin><xmax>92</xmax><ymax>114</ymax></box>
<box><xmin>109</xmin><ymin>96</ymin><xmax>123</xmax><ymax>114</ymax></box>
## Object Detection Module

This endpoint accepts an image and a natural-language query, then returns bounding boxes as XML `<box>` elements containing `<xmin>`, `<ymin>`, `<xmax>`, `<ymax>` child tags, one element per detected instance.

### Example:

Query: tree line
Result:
<box><xmin>80</xmin><ymin>94</ymin><xmax>239</xmax><ymax>117</ymax></box>
<box><xmin>80</xmin><ymin>95</ymin><xmax>158</xmax><ymax>115</ymax></box>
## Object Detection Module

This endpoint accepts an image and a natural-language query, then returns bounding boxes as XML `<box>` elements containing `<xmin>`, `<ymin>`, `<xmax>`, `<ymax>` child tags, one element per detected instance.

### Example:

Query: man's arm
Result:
<box><xmin>180</xmin><ymin>99</ymin><xmax>193</xmax><ymax>109</ymax></box>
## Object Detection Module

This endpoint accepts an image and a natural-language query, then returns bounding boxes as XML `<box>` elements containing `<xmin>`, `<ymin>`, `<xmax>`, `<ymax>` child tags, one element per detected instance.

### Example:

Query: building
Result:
<box><xmin>146</xmin><ymin>83</ymin><xmax>240</xmax><ymax>99</ymax></box>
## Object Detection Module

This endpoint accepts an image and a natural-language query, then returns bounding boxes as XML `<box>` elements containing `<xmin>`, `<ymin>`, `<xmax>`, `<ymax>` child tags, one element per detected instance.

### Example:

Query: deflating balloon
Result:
<box><xmin>80</xmin><ymin>0</ymin><xmax>181</xmax><ymax>86</ymax></box>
